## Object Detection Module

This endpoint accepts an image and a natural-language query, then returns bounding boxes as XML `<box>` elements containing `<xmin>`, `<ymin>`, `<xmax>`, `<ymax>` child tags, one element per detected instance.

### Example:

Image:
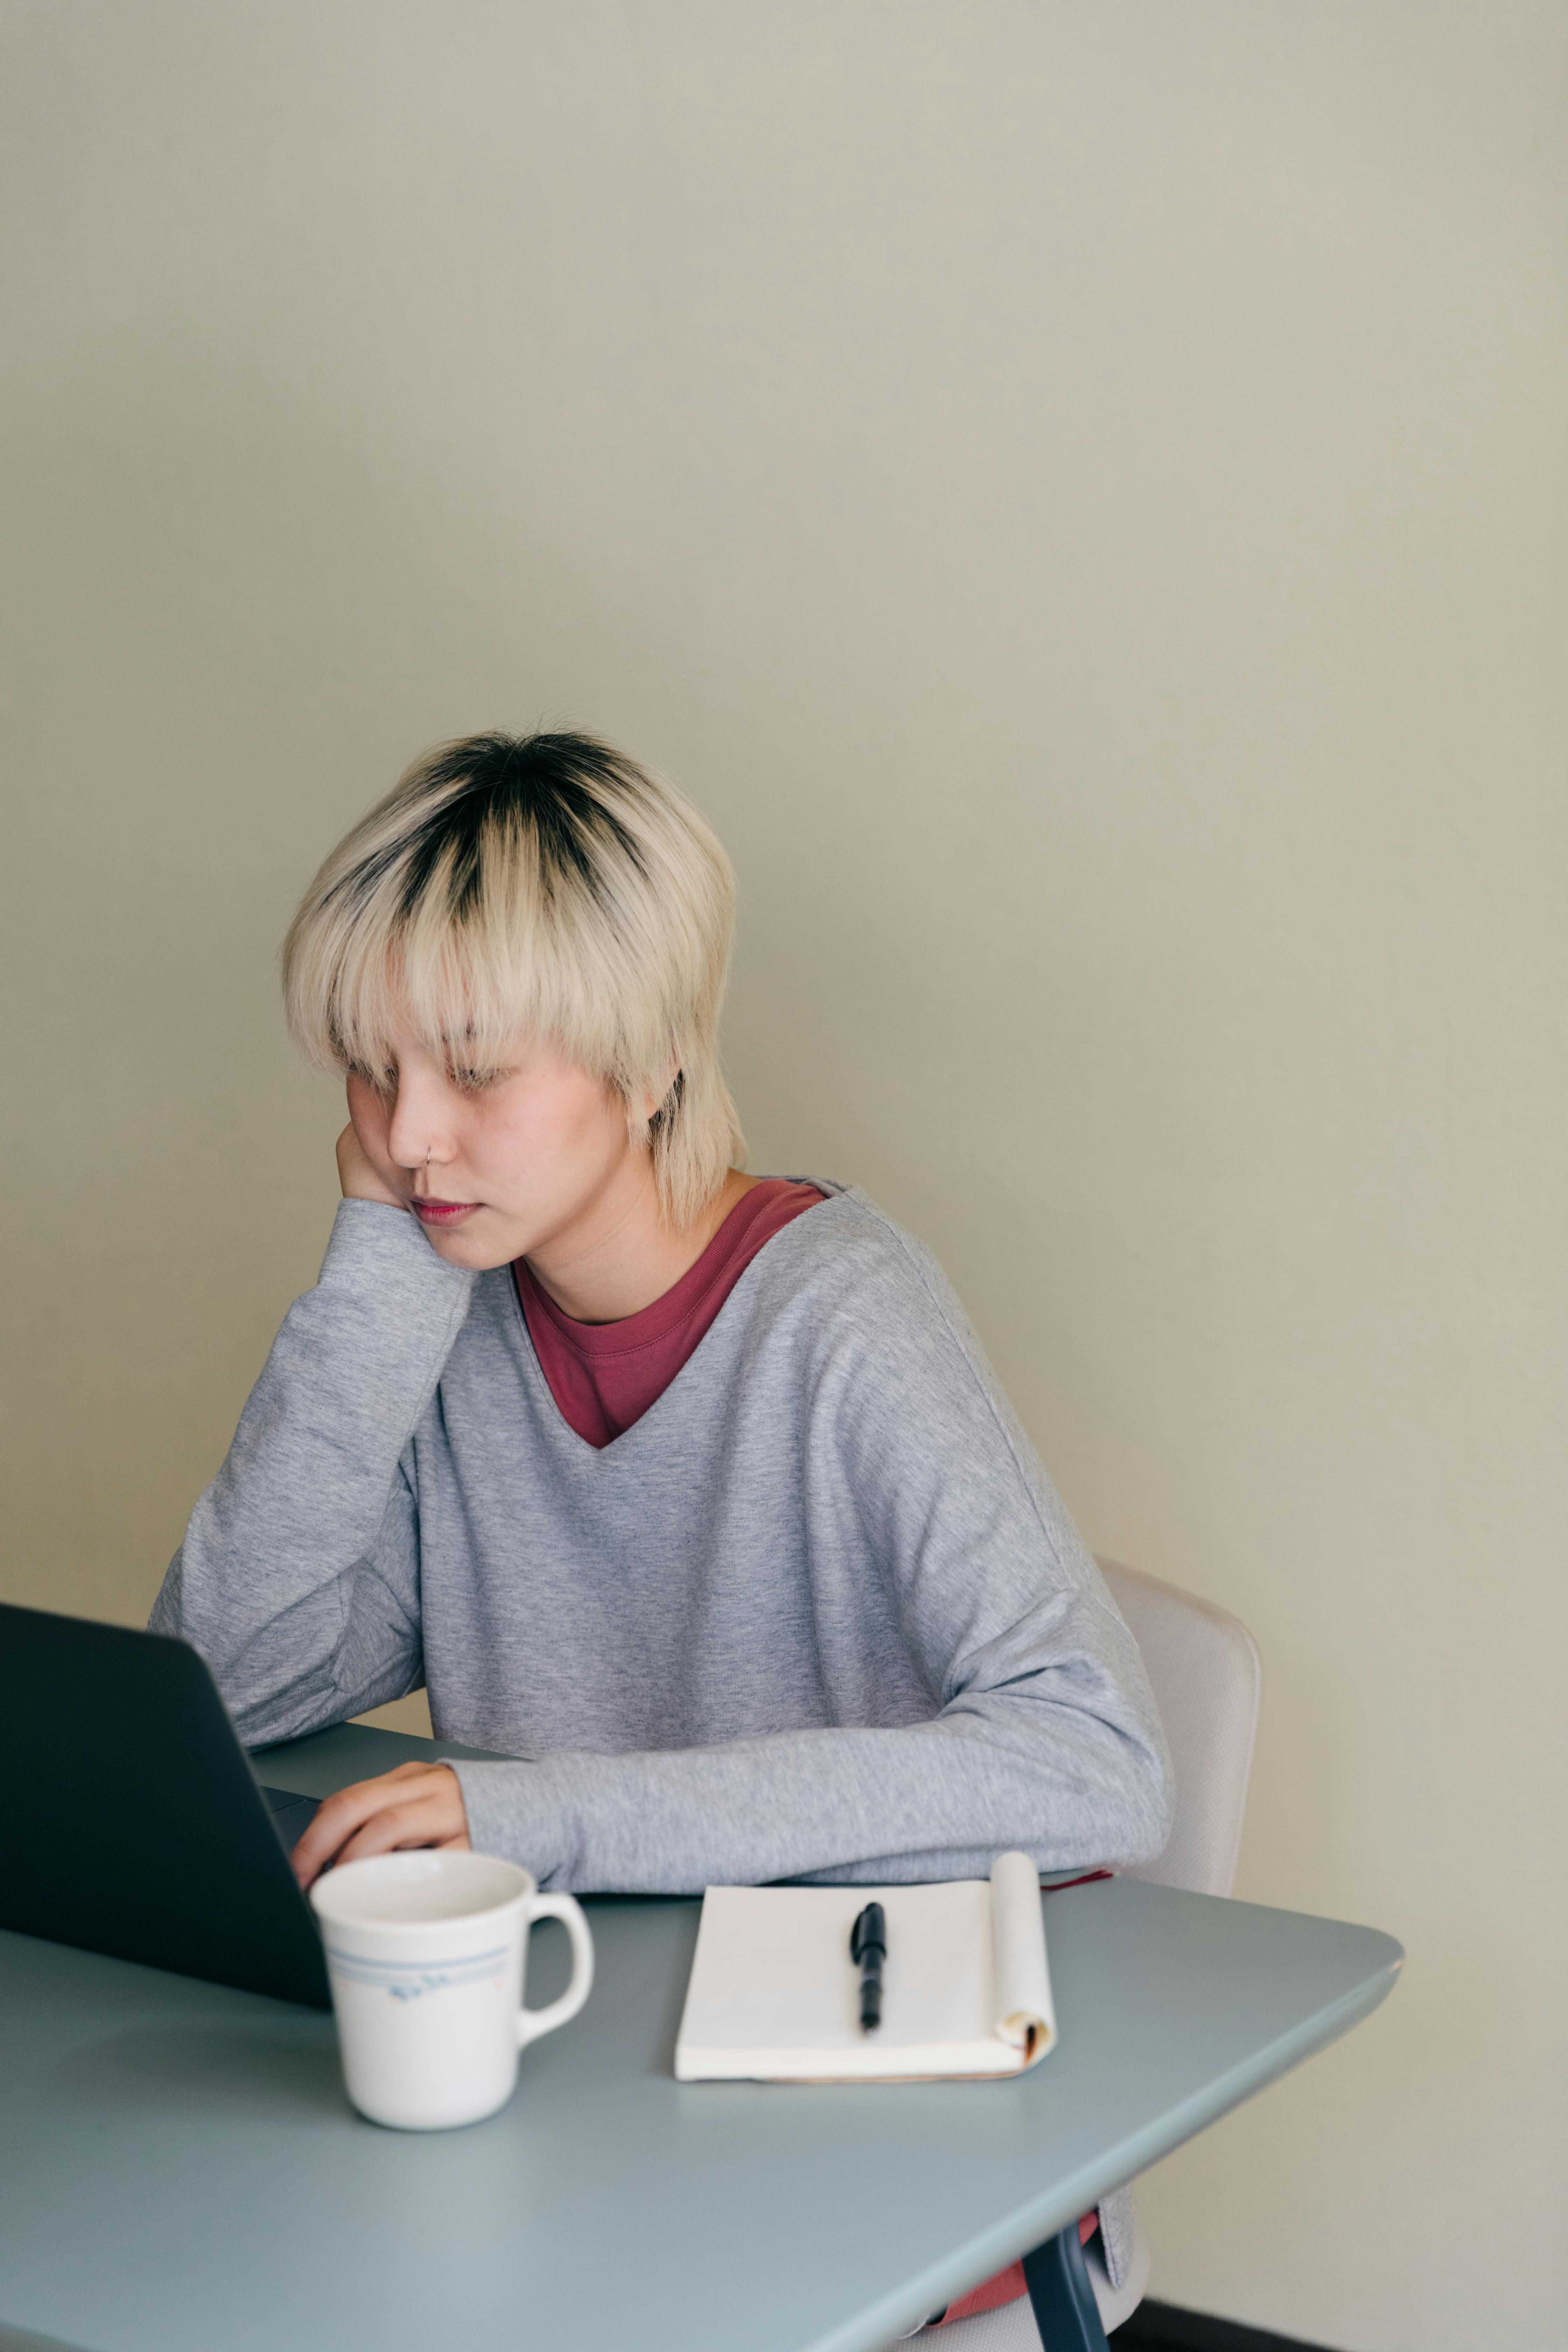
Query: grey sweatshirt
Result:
<box><xmin>150</xmin><ymin>1183</ymin><xmax>1173</xmax><ymax>1897</ymax></box>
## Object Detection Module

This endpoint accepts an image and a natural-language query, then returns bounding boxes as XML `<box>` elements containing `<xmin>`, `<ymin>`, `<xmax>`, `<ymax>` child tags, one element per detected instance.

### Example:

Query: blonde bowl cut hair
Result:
<box><xmin>282</xmin><ymin>731</ymin><xmax>747</xmax><ymax>1230</ymax></box>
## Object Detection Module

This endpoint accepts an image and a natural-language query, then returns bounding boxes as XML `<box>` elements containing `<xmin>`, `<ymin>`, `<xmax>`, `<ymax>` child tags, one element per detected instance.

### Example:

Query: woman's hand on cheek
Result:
<box><xmin>336</xmin><ymin>1118</ymin><xmax>408</xmax><ymax>1210</ymax></box>
<box><xmin>289</xmin><ymin>1761</ymin><xmax>472</xmax><ymax>1891</ymax></box>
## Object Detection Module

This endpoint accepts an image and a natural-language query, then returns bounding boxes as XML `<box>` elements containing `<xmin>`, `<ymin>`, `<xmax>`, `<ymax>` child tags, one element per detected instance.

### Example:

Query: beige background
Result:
<box><xmin>2</xmin><ymin>6</ymin><xmax>1564</xmax><ymax>2347</ymax></box>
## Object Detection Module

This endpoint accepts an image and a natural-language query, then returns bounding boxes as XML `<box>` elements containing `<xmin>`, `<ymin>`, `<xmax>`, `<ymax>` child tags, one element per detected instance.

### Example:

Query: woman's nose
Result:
<box><xmin>385</xmin><ymin>1080</ymin><xmax>453</xmax><ymax>1173</ymax></box>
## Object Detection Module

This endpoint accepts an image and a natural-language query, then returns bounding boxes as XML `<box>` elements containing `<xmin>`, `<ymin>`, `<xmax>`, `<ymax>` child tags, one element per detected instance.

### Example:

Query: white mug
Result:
<box><xmin>310</xmin><ymin>1849</ymin><xmax>594</xmax><ymax>2130</ymax></box>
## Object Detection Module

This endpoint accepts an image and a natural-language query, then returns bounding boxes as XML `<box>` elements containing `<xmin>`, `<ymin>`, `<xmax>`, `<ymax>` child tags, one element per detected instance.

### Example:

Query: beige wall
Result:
<box><xmin>3</xmin><ymin>7</ymin><xmax>1564</xmax><ymax>2346</ymax></box>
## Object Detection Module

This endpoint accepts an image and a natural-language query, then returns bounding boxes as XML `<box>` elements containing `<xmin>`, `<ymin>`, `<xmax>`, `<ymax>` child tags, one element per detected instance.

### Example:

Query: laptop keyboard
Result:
<box><xmin>260</xmin><ymin>1785</ymin><xmax>320</xmax><ymax>1853</ymax></box>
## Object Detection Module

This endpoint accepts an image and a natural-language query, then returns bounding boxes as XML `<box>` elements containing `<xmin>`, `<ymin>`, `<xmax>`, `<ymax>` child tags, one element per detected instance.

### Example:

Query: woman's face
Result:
<box><xmin>344</xmin><ymin>1018</ymin><xmax>644</xmax><ymax>1273</ymax></box>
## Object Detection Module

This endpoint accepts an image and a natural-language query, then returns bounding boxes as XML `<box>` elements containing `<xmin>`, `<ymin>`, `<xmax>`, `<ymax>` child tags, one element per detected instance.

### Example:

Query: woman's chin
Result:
<box><xmin>416</xmin><ymin>1217</ymin><xmax>516</xmax><ymax>1273</ymax></box>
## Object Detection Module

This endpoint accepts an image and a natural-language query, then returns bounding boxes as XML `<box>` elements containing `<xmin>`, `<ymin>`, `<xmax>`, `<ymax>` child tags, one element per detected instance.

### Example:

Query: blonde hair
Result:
<box><xmin>282</xmin><ymin>732</ymin><xmax>746</xmax><ymax>1228</ymax></box>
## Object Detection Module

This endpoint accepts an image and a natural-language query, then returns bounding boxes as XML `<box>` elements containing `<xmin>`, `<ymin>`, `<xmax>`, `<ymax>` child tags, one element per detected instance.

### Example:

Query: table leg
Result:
<box><xmin>1021</xmin><ymin>2223</ymin><xmax>1111</xmax><ymax>2351</ymax></box>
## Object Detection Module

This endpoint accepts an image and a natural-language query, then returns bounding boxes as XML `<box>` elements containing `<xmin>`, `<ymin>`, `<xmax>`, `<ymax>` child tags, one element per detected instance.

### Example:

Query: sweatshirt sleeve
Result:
<box><xmin>448</xmin><ymin>1222</ymin><xmax>1174</xmax><ymax>1893</ymax></box>
<box><xmin>148</xmin><ymin>1200</ymin><xmax>476</xmax><ymax>1746</ymax></box>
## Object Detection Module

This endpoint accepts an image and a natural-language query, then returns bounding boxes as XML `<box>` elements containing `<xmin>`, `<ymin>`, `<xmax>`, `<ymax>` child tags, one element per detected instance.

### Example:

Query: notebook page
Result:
<box><xmin>989</xmin><ymin>1849</ymin><xmax>1056</xmax><ymax>2056</ymax></box>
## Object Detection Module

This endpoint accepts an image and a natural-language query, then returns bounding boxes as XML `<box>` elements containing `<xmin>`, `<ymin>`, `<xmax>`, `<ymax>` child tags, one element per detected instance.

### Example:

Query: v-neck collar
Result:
<box><xmin>503</xmin><ymin>1177</ymin><xmax>840</xmax><ymax>1457</ymax></box>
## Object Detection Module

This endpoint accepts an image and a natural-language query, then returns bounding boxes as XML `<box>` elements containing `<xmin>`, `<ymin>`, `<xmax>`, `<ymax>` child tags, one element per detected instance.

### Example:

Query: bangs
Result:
<box><xmin>305</xmin><ymin>825</ymin><xmax>660</xmax><ymax>1085</ymax></box>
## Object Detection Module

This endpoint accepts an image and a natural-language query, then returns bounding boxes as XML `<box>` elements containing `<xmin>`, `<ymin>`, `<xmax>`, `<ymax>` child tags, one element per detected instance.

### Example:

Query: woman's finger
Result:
<box><xmin>295</xmin><ymin>1766</ymin><xmax>460</xmax><ymax>1881</ymax></box>
<box><xmin>331</xmin><ymin>1795</ymin><xmax>472</xmax><ymax>1872</ymax></box>
<box><xmin>290</xmin><ymin>1764</ymin><xmax>465</xmax><ymax>1889</ymax></box>
<box><xmin>290</xmin><ymin>1772</ymin><xmax>418</xmax><ymax>1887</ymax></box>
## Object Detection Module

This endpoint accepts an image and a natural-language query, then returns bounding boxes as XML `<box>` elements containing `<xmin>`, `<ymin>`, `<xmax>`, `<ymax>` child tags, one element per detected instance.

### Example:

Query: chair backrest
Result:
<box><xmin>1097</xmin><ymin>1557</ymin><xmax>1262</xmax><ymax>1899</ymax></box>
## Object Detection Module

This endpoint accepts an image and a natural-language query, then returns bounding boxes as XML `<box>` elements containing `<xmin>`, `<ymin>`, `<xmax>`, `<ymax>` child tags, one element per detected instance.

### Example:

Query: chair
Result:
<box><xmin>917</xmin><ymin>1558</ymin><xmax>1262</xmax><ymax>2348</ymax></box>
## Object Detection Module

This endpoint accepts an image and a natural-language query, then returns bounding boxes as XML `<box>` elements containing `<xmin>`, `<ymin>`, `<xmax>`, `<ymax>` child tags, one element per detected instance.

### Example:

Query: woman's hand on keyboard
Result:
<box><xmin>289</xmin><ymin>1760</ymin><xmax>471</xmax><ymax>1890</ymax></box>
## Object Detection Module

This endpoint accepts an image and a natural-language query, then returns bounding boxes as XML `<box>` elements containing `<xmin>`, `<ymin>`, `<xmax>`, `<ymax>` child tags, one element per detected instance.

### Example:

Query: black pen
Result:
<box><xmin>849</xmin><ymin>1901</ymin><xmax>886</xmax><ymax>2033</ymax></box>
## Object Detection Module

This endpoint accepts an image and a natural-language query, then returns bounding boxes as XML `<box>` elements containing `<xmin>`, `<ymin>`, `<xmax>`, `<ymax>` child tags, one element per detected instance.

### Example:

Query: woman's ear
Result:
<box><xmin>624</xmin><ymin>1056</ymin><xmax>681</xmax><ymax>1142</ymax></box>
<box><xmin>643</xmin><ymin>1054</ymin><xmax>681</xmax><ymax>1125</ymax></box>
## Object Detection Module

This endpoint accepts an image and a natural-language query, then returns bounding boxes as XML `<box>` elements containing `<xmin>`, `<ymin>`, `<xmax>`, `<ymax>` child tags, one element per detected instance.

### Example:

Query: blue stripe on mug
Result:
<box><xmin>326</xmin><ymin>1943</ymin><xmax>510</xmax><ymax>2001</ymax></box>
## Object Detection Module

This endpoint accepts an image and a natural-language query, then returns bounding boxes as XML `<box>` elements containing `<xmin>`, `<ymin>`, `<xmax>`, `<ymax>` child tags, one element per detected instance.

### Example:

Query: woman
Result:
<box><xmin>151</xmin><ymin>729</ymin><xmax>1171</xmax><ymax>1909</ymax></box>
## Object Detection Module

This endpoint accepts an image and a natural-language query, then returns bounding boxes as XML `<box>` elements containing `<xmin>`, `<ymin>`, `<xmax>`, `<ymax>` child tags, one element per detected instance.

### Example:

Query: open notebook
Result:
<box><xmin>674</xmin><ymin>1851</ymin><xmax>1056</xmax><ymax>2082</ymax></box>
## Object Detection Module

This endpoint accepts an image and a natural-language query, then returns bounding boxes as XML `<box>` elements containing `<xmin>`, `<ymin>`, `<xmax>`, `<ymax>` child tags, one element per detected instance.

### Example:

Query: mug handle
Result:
<box><xmin>516</xmin><ymin>1891</ymin><xmax>595</xmax><ymax>2048</ymax></box>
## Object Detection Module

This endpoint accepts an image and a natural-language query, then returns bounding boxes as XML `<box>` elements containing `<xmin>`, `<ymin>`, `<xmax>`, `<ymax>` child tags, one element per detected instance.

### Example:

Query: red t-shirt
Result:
<box><xmin>513</xmin><ymin>1178</ymin><xmax>825</xmax><ymax>1448</ymax></box>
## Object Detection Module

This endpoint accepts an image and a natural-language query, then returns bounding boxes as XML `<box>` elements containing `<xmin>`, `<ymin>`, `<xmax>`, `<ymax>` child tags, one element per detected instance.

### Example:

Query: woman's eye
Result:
<box><xmin>449</xmin><ymin>1066</ymin><xmax>503</xmax><ymax>1093</ymax></box>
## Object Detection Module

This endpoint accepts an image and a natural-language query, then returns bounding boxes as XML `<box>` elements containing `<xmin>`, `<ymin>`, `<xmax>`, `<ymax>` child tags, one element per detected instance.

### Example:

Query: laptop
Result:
<box><xmin>0</xmin><ymin>1600</ymin><xmax>331</xmax><ymax>2007</ymax></box>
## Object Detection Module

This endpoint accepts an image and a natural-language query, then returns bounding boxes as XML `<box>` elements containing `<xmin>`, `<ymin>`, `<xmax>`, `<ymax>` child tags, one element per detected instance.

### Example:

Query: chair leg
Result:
<box><xmin>1021</xmin><ymin>2223</ymin><xmax>1111</xmax><ymax>2351</ymax></box>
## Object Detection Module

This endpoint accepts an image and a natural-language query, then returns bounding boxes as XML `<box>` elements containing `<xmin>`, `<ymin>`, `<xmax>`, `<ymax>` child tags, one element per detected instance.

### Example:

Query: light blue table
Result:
<box><xmin>0</xmin><ymin>1724</ymin><xmax>1401</xmax><ymax>2352</ymax></box>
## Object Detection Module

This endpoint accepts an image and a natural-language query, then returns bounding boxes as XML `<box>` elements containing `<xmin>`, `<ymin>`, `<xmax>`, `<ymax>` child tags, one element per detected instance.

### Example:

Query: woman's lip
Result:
<box><xmin>413</xmin><ymin>1198</ymin><xmax>480</xmax><ymax>1222</ymax></box>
